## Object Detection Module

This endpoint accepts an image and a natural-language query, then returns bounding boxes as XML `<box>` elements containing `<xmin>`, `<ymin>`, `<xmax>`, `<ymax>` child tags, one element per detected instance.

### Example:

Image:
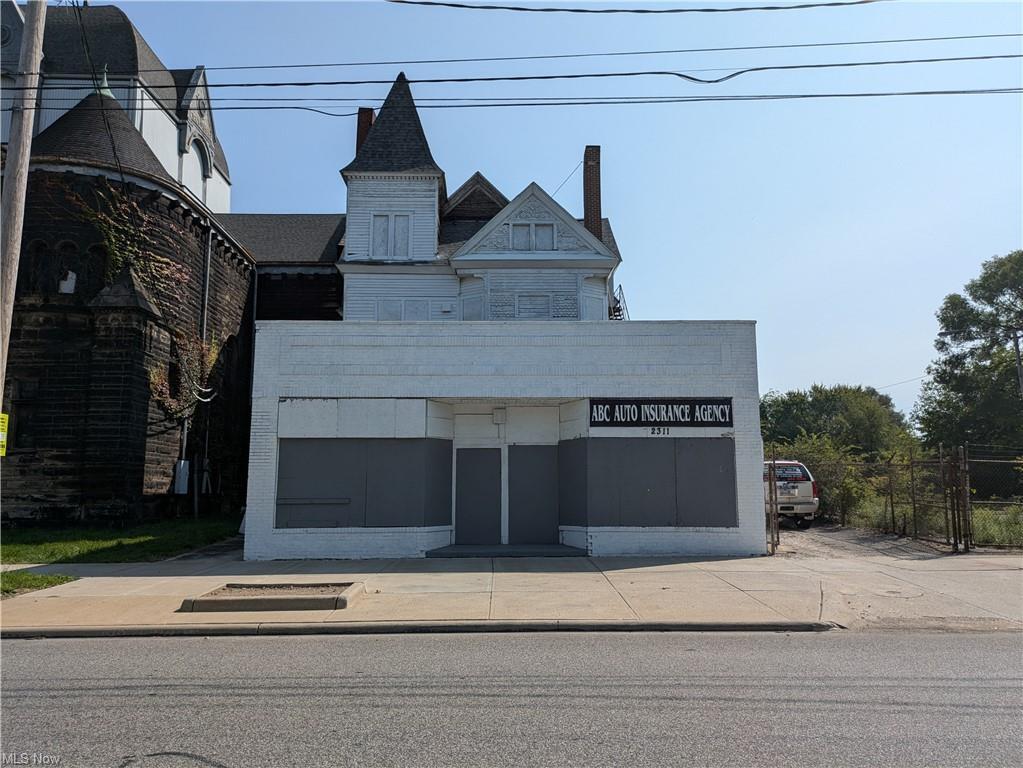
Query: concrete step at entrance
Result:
<box><xmin>426</xmin><ymin>544</ymin><xmax>587</xmax><ymax>558</ymax></box>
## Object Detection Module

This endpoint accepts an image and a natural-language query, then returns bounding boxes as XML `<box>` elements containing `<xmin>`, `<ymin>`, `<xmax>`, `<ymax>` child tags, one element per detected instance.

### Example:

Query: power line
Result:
<box><xmin>677</xmin><ymin>53</ymin><xmax>1022</xmax><ymax>85</ymax></box>
<box><xmin>31</xmin><ymin>32</ymin><xmax>1017</xmax><ymax>75</ymax></box>
<box><xmin>7</xmin><ymin>87</ymin><xmax>1019</xmax><ymax>116</ymax></box>
<box><xmin>876</xmin><ymin>376</ymin><xmax>926</xmax><ymax>390</ymax></box>
<box><xmin>551</xmin><ymin>161</ymin><xmax>582</xmax><ymax>197</ymax></box>
<box><xmin>70</xmin><ymin>1</ymin><xmax>127</xmax><ymax>187</ymax></box>
<box><xmin>387</xmin><ymin>0</ymin><xmax>893</xmax><ymax>14</ymax></box>
<box><xmin>12</xmin><ymin>87</ymin><xmax>1022</xmax><ymax>106</ymax></box>
<box><xmin>12</xmin><ymin>53</ymin><xmax>1021</xmax><ymax>92</ymax></box>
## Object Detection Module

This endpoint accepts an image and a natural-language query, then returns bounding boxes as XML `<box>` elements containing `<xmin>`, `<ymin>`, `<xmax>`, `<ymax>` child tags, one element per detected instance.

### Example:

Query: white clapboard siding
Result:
<box><xmin>483</xmin><ymin>269</ymin><xmax>590</xmax><ymax>320</ymax></box>
<box><xmin>581</xmin><ymin>276</ymin><xmax>610</xmax><ymax>321</ymax></box>
<box><xmin>344</xmin><ymin>177</ymin><xmax>439</xmax><ymax>261</ymax></box>
<box><xmin>1</xmin><ymin>75</ymin><xmax>13</xmax><ymax>143</ymax></box>
<box><xmin>343</xmin><ymin>273</ymin><xmax>460</xmax><ymax>320</ymax></box>
<box><xmin>460</xmin><ymin>277</ymin><xmax>485</xmax><ymax>320</ymax></box>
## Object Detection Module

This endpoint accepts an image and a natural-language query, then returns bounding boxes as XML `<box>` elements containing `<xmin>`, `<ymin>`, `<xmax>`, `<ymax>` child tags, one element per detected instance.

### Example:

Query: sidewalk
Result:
<box><xmin>2</xmin><ymin>528</ymin><xmax>1020</xmax><ymax>636</ymax></box>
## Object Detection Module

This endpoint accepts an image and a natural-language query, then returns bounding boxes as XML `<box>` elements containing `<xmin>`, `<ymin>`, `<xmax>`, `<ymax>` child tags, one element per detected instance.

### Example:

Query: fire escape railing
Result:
<box><xmin>609</xmin><ymin>285</ymin><xmax>629</xmax><ymax>320</ymax></box>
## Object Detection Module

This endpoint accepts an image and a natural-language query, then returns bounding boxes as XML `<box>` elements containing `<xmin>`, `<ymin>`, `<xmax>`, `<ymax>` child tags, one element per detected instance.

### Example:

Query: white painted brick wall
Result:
<box><xmin>245</xmin><ymin>320</ymin><xmax>766</xmax><ymax>559</ymax></box>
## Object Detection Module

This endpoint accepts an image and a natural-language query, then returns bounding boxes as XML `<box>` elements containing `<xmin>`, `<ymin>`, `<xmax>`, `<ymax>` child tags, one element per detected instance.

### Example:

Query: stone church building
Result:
<box><xmin>1</xmin><ymin>4</ymin><xmax>251</xmax><ymax>519</ymax></box>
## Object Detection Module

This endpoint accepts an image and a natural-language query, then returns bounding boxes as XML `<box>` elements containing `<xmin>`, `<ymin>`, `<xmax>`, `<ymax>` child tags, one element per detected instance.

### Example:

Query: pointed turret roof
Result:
<box><xmin>31</xmin><ymin>91</ymin><xmax>175</xmax><ymax>185</ymax></box>
<box><xmin>89</xmin><ymin>268</ymin><xmax>162</xmax><ymax>317</ymax></box>
<box><xmin>341</xmin><ymin>73</ymin><xmax>442</xmax><ymax>176</ymax></box>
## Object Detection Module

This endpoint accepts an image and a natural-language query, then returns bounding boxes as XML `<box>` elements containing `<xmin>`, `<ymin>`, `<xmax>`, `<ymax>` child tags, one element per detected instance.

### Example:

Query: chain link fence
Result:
<box><xmin>767</xmin><ymin>444</ymin><xmax>1023</xmax><ymax>550</ymax></box>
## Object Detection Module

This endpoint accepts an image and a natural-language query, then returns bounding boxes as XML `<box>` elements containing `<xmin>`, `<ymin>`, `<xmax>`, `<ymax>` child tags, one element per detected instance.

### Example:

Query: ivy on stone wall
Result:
<box><xmin>149</xmin><ymin>333</ymin><xmax>222</xmax><ymax>417</ymax></box>
<box><xmin>65</xmin><ymin>183</ymin><xmax>190</xmax><ymax>288</ymax></box>
<box><xmin>62</xmin><ymin>181</ymin><xmax>223</xmax><ymax>419</ymax></box>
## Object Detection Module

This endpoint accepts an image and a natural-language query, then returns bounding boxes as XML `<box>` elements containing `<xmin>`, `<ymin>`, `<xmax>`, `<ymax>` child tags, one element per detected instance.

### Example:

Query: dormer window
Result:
<box><xmin>511</xmin><ymin>223</ymin><xmax>556</xmax><ymax>251</ymax></box>
<box><xmin>371</xmin><ymin>213</ymin><xmax>412</xmax><ymax>259</ymax></box>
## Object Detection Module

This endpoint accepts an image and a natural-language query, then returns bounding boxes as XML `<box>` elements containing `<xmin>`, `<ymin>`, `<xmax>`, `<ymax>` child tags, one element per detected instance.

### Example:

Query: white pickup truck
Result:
<box><xmin>764</xmin><ymin>460</ymin><xmax>820</xmax><ymax>528</ymax></box>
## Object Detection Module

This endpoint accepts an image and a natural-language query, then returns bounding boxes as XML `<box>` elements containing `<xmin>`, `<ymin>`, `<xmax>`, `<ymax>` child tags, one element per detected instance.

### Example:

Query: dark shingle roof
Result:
<box><xmin>438</xmin><ymin>219</ymin><xmax>491</xmax><ymax>258</ymax></box>
<box><xmin>1</xmin><ymin>2</ymin><xmax>25</xmax><ymax>73</ymax></box>
<box><xmin>31</xmin><ymin>92</ymin><xmax>175</xmax><ymax>184</ymax></box>
<box><xmin>42</xmin><ymin>6</ymin><xmax>178</xmax><ymax>114</ymax></box>
<box><xmin>218</xmin><ymin>214</ymin><xmax>346</xmax><ymax>264</ymax></box>
<box><xmin>341</xmin><ymin>73</ymin><xmax>442</xmax><ymax>176</ymax></box>
<box><xmin>39</xmin><ymin>7</ymin><xmax>231</xmax><ymax>180</ymax></box>
<box><xmin>443</xmin><ymin>172</ymin><xmax>508</xmax><ymax>220</ymax></box>
<box><xmin>588</xmin><ymin>218</ymin><xmax>621</xmax><ymax>260</ymax></box>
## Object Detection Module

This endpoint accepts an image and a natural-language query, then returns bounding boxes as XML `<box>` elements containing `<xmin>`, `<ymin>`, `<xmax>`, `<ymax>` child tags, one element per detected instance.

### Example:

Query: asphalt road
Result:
<box><xmin>2</xmin><ymin>632</ymin><xmax>1020</xmax><ymax>768</ymax></box>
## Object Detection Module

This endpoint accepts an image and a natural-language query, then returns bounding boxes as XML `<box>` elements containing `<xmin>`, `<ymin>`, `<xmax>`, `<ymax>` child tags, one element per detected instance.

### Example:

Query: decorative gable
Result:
<box><xmin>452</xmin><ymin>182</ymin><xmax>618</xmax><ymax>263</ymax></box>
<box><xmin>443</xmin><ymin>172</ymin><xmax>508</xmax><ymax>220</ymax></box>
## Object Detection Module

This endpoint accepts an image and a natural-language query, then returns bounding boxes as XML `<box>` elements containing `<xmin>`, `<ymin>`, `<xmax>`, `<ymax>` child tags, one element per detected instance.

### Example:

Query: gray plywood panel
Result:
<box><xmin>675</xmin><ymin>438</ymin><xmax>738</xmax><ymax>527</ymax></box>
<box><xmin>424</xmin><ymin>439</ymin><xmax>453</xmax><ymax>527</ymax></box>
<box><xmin>275</xmin><ymin>439</ymin><xmax>367</xmax><ymax>528</ymax></box>
<box><xmin>455</xmin><ymin>448</ymin><xmax>502</xmax><ymax>545</ymax></box>
<box><xmin>617</xmin><ymin>439</ymin><xmax>676</xmax><ymax>527</ymax></box>
<box><xmin>509</xmin><ymin>445</ymin><xmax>559</xmax><ymax>545</ymax></box>
<box><xmin>587</xmin><ymin>438</ymin><xmax>675</xmax><ymax>527</ymax></box>
<box><xmin>586</xmin><ymin>439</ymin><xmax>622</xmax><ymax>526</ymax></box>
<box><xmin>557</xmin><ymin>438</ymin><xmax>588</xmax><ymax>527</ymax></box>
<box><xmin>366</xmin><ymin>439</ymin><xmax>426</xmax><ymax>527</ymax></box>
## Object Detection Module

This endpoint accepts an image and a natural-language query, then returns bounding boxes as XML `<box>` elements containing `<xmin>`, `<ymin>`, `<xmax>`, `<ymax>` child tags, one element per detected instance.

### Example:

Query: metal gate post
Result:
<box><xmin>766</xmin><ymin>446</ymin><xmax>780</xmax><ymax>555</ymax></box>
<box><xmin>908</xmin><ymin>447</ymin><xmax>919</xmax><ymax>540</ymax></box>
<box><xmin>939</xmin><ymin>444</ymin><xmax>951</xmax><ymax>545</ymax></box>
<box><xmin>949</xmin><ymin>450</ymin><xmax>961</xmax><ymax>553</ymax></box>
<box><xmin>961</xmin><ymin>445</ymin><xmax>972</xmax><ymax>552</ymax></box>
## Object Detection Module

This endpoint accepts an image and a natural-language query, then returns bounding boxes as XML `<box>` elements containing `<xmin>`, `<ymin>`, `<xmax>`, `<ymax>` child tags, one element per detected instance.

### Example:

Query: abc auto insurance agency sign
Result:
<box><xmin>589</xmin><ymin>398</ymin><xmax>733</xmax><ymax>434</ymax></box>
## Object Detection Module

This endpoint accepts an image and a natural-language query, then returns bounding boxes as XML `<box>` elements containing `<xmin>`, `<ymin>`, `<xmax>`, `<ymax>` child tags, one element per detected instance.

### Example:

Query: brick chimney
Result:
<box><xmin>583</xmin><ymin>145</ymin><xmax>602</xmax><ymax>240</ymax></box>
<box><xmin>356</xmin><ymin>107</ymin><xmax>375</xmax><ymax>152</ymax></box>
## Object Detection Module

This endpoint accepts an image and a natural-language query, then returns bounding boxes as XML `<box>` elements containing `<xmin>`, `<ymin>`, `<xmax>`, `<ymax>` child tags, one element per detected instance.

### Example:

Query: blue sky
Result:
<box><xmin>118</xmin><ymin>0</ymin><xmax>1021</xmax><ymax>418</ymax></box>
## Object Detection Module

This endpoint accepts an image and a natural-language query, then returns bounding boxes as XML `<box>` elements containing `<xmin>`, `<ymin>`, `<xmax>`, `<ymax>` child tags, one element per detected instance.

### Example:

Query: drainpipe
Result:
<box><xmin>194</xmin><ymin>221</ymin><xmax>214</xmax><ymax>520</ymax></box>
<box><xmin>200</xmin><ymin>222</ymin><xmax>212</xmax><ymax>342</ymax></box>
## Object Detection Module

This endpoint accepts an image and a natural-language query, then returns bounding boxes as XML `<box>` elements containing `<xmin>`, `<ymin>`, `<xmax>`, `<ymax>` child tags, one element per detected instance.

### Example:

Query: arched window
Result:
<box><xmin>82</xmin><ymin>244</ymin><xmax>109</xmax><ymax>299</ymax></box>
<box><xmin>56</xmin><ymin>241</ymin><xmax>79</xmax><ymax>294</ymax></box>
<box><xmin>183</xmin><ymin>139</ymin><xmax>211</xmax><ymax>204</ymax></box>
<box><xmin>20</xmin><ymin>239</ymin><xmax>48</xmax><ymax>294</ymax></box>
<box><xmin>191</xmin><ymin>140</ymin><xmax>211</xmax><ymax>179</ymax></box>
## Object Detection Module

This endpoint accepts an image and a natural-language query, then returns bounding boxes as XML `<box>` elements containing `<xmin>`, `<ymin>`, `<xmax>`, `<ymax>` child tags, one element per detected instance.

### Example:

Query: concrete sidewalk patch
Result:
<box><xmin>1</xmin><ymin>619</ymin><xmax>837</xmax><ymax>639</ymax></box>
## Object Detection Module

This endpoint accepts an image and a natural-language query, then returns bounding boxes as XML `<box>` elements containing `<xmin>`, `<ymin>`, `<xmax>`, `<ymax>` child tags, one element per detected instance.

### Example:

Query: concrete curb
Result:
<box><xmin>1</xmin><ymin>620</ymin><xmax>836</xmax><ymax>639</ymax></box>
<box><xmin>180</xmin><ymin>582</ymin><xmax>365</xmax><ymax>613</ymax></box>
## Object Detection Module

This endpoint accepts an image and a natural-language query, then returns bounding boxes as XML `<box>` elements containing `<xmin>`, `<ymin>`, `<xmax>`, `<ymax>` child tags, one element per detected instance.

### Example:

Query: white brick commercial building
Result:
<box><xmin>245</xmin><ymin>321</ymin><xmax>766</xmax><ymax>559</ymax></box>
<box><xmin>240</xmin><ymin>74</ymin><xmax>767</xmax><ymax>559</ymax></box>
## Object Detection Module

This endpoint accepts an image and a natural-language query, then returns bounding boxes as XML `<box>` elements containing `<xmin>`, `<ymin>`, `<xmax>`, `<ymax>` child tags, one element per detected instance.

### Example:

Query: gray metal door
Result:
<box><xmin>508</xmin><ymin>445</ymin><xmax>559</xmax><ymax>544</ymax></box>
<box><xmin>455</xmin><ymin>448</ymin><xmax>502</xmax><ymax>545</ymax></box>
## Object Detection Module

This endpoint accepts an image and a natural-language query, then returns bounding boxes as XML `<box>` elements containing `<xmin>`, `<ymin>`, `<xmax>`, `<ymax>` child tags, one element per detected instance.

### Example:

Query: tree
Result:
<box><xmin>914</xmin><ymin>250</ymin><xmax>1023</xmax><ymax>449</ymax></box>
<box><xmin>761</xmin><ymin>384</ymin><xmax>912</xmax><ymax>459</ymax></box>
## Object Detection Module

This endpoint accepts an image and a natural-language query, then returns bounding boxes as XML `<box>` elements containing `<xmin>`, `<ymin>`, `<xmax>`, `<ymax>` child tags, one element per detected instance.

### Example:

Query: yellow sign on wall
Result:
<box><xmin>0</xmin><ymin>412</ymin><xmax>7</xmax><ymax>457</ymax></box>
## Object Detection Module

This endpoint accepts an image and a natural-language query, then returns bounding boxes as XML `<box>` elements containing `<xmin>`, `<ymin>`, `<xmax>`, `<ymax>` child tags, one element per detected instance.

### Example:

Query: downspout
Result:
<box><xmin>241</xmin><ymin>253</ymin><xmax>258</xmax><ymax>528</ymax></box>
<box><xmin>200</xmin><ymin>222</ymin><xmax>212</xmax><ymax>342</ymax></box>
<box><xmin>194</xmin><ymin>221</ymin><xmax>213</xmax><ymax>520</ymax></box>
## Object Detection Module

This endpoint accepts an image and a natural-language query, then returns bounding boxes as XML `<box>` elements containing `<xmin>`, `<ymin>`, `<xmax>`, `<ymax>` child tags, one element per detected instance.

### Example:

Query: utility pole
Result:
<box><xmin>1012</xmin><ymin>330</ymin><xmax>1023</xmax><ymax>400</ymax></box>
<box><xmin>0</xmin><ymin>0</ymin><xmax>46</xmax><ymax>401</ymax></box>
